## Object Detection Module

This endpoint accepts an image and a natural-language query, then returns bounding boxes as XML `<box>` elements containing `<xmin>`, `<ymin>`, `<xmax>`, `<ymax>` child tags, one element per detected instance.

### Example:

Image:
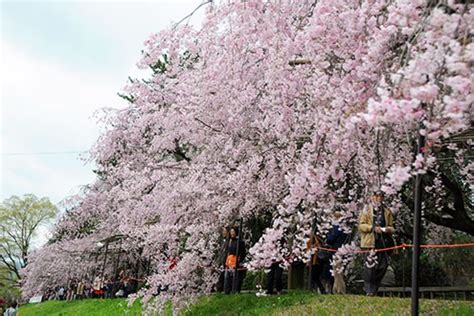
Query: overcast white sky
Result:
<box><xmin>0</xmin><ymin>0</ymin><xmax>206</xmax><ymax>244</ymax></box>
<box><xmin>1</xmin><ymin>0</ymin><xmax>205</xmax><ymax>204</ymax></box>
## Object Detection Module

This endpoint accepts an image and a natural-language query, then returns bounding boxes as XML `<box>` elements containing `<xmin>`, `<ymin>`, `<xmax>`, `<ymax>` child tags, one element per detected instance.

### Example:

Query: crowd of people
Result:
<box><xmin>33</xmin><ymin>268</ymin><xmax>142</xmax><ymax>306</ymax></box>
<box><xmin>11</xmin><ymin>190</ymin><xmax>394</xmax><ymax>309</ymax></box>
<box><xmin>215</xmin><ymin>190</ymin><xmax>395</xmax><ymax>297</ymax></box>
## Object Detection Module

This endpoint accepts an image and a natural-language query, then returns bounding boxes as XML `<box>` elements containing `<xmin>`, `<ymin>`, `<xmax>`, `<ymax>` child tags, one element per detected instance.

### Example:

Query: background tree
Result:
<box><xmin>0</xmin><ymin>194</ymin><xmax>58</xmax><ymax>279</ymax></box>
<box><xmin>0</xmin><ymin>264</ymin><xmax>20</xmax><ymax>305</ymax></box>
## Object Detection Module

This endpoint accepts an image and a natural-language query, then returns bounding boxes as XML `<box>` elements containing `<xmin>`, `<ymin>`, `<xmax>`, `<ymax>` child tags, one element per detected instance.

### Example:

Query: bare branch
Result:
<box><xmin>194</xmin><ymin>117</ymin><xmax>224</xmax><ymax>133</ymax></box>
<box><xmin>173</xmin><ymin>0</ymin><xmax>212</xmax><ymax>30</ymax></box>
<box><xmin>289</xmin><ymin>59</ymin><xmax>312</xmax><ymax>66</ymax></box>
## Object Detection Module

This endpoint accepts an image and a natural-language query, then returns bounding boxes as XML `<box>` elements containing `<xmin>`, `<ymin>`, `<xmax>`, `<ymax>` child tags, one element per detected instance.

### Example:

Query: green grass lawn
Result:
<box><xmin>18</xmin><ymin>298</ymin><xmax>142</xmax><ymax>316</ymax></box>
<box><xmin>185</xmin><ymin>292</ymin><xmax>474</xmax><ymax>316</ymax></box>
<box><xmin>18</xmin><ymin>292</ymin><xmax>474</xmax><ymax>316</ymax></box>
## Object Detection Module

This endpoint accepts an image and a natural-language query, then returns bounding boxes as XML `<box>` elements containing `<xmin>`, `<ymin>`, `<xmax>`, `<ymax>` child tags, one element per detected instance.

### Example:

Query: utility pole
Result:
<box><xmin>232</xmin><ymin>218</ymin><xmax>244</xmax><ymax>293</ymax></box>
<box><xmin>411</xmin><ymin>129</ymin><xmax>425</xmax><ymax>315</ymax></box>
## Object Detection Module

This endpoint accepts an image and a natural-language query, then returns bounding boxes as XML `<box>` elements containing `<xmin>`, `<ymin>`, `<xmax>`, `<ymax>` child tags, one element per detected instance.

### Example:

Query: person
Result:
<box><xmin>215</xmin><ymin>226</ymin><xmax>230</xmax><ymax>292</ymax></box>
<box><xmin>266</xmin><ymin>244</ymin><xmax>285</xmax><ymax>295</ymax></box>
<box><xmin>266</xmin><ymin>261</ymin><xmax>283</xmax><ymax>295</ymax></box>
<box><xmin>92</xmin><ymin>276</ymin><xmax>105</xmax><ymax>298</ymax></box>
<box><xmin>0</xmin><ymin>298</ymin><xmax>5</xmax><ymax>315</ymax></box>
<box><xmin>3</xmin><ymin>302</ymin><xmax>16</xmax><ymax>316</ymax></box>
<box><xmin>223</xmin><ymin>226</ymin><xmax>246</xmax><ymax>294</ymax></box>
<box><xmin>266</xmin><ymin>236</ymin><xmax>287</xmax><ymax>295</ymax></box>
<box><xmin>332</xmin><ymin>256</ymin><xmax>346</xmax><ymax>294</ymax></box>
<box><xmin>105</xmin><ymin>279</ymin><xmax>114</xmax><ymax>298</ymax></box>
<box><xmin>116</xmin><ymin>269</ymin><xmax>142</xmax><ymax>297</ymax></box>
<box><xmin>306</xmin><ymin>233</ymin><xmax>326</xmax><ymax>294</ymax></box>
<box><xmin>359</xmin><ymin>190</ymin><xmax>395</xmax><ymax>296</ymax></box>
<box><xmin>76</xmin><ymin>279</ymin><xmax>85</xmax><ymax>300</ymax></box>
<box><xmin>48</xmin><ymin>289</ymin><xmax>56</xmax><ymax>300</ymax></box>
<box><xmin>118</xmin><ymin>270</ymin><xmax>130</xmax><ymax>297</ymax></box>
<box><xmin>321</xmin><ymin>212</ymin><xmax>349</xmax><ymax>294</ymax></box>
<box><xmin>67</xmin><ymin>279</ymin><xmax>76</xmax><ymax>300</ymax></box>
<box><xmin>86</xmin><ymin>281</ymin><xmax>93</xmax><ymax>298</ymax></box>
<box><xmin>57</xmin><ymin>286</ymin><xmax>65</xmax><ymax>300</ymax></box>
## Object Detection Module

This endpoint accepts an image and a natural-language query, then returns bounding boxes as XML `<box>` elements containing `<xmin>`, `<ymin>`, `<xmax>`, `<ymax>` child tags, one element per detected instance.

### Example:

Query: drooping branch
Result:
<box><xmin>401</xmin><ymin>171</ymin><xmax>474</xmax><ymax>235</ymax></box>
<box><xmin>194</xmin><ymin>117</ymin><xmax>224</xmax><ymax>134</ymax></box>
<box><xmin>424</xmin><ymin>212</ymin><xmax>474</xmax><ymax>235</ymax></box>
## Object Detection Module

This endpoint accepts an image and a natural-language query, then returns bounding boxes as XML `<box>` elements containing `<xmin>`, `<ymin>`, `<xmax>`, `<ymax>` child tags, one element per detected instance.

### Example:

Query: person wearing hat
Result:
<box><xmin>358</xmin><ymin>190</ymin><xmax>395</xmax><ymax>296</ymax></box>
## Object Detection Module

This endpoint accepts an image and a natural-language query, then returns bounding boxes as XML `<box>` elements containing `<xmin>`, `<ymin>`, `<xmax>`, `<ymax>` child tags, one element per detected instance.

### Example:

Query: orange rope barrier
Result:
<box><xmin>316</xmin><ymin>242</ymin><xmax>474</xmax><ymax>254</ymax></box>
<box><xmin>419</xmin><ymin>242</ymin><xmax>474</xmax><ymax>249</ymax></box>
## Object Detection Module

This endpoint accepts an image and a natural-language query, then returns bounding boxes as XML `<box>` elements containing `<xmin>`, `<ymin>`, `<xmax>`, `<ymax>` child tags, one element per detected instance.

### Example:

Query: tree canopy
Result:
<box><xmin>0</xmin><ymin>194</ymin><xmax>58</xmax><ymax>279</ymax></box>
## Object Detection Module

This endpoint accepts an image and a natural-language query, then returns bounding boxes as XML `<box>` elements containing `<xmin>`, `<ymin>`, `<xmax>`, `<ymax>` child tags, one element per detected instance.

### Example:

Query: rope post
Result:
<box><xmin>100</xmin><ymin>242</ymin><xmax>109</xmax><ymax>288</ymax></box>
<box><xmin>113</xmin><ymin>240</ymin><xmax>123</xmax><ymax>296</ymax></box>
<box><xmin>402</xmin><ymin>244</ymin><xmax>406</xmax><ymax>298</ymax></box>
<box><xmin>308</xmin><ymin>218</ymin><xmax>317</xmax><ymax>291</ymax></box>
<box><xmin>91</xmin><ymin>251</ymin><xmax>99</xmax><ymax>284</ymax></box>
<box><xmin>232</xmin><ymin>218</ymin><xmax>243</xmax><ymax>293</ymax></box>
<box><xmin>411</xmin><ymin>129</ymin><xmax>425</xmax><ymax>316</ymax></box>
<box><xmin>308</xmin><ymin>236</ymin><xmax>313</xmax><ymax>291</ymax></box>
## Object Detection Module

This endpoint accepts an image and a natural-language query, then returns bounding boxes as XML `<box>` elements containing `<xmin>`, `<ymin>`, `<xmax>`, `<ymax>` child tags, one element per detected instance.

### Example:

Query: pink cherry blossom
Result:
<box><xmin>22</xmin><ymin>1</ymin><xmax>473</xmax><ymax>313</ymax></box>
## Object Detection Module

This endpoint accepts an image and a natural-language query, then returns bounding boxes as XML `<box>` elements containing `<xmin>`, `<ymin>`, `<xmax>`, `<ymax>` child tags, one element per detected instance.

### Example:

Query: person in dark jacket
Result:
<box><xmin>266</xmin><ymin>261</ymin><xmax>284</xmax><ymax>295</ymax></box>
<box><xmin>319</xmin><ymin>212</ymin><xmax>348</xmax><ymax>293</ymax></box>
<box><xmin>307</xmin><ymin>233</ymin><xmax>326</xmax><ymax>294</ymax></box>
<box><xmin>266</xmin><ymin>238</ymin><xmax>286</xmax><ymax>295</ymax></box>
<box><xmin>215</xmin><ymin>226</ymin><xmax>230</xmax><ymax>292</ymax></box>
<box><xmin>223</xmin><ymin>227</ymin><xmax>246</xmax><ymax>294</ymax></box>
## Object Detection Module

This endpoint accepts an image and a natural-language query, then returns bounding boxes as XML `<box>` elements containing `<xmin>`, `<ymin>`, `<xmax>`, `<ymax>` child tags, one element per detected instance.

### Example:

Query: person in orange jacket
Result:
<box><xmin>223</xmin><ymin>227</ymin><xmax>246</xmax><ymax>294</ymax></box>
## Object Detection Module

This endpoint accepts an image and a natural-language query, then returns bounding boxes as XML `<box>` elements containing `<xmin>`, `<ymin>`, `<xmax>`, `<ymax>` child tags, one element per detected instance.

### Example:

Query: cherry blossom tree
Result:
<box><xmin>22</xmin><ymin>0</ymin><xmax>472</xmax><ymax>313</ymax></box>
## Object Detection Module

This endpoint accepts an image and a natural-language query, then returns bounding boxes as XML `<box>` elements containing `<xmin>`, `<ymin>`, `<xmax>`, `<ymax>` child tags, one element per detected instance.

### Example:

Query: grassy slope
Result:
<box><xmin>18</xmin><ymin>298</ymin><xmax>142</xmax><ymax>316</ymax></box>
<box><xmin>185</xmin><ymin>292</ymin><xmax>474</xmax><ymax>316</ymax></box>
<box><xmin>19</xmin><ymin>292</ymin><xmax>474</xmax><ymax>316</ymax></box>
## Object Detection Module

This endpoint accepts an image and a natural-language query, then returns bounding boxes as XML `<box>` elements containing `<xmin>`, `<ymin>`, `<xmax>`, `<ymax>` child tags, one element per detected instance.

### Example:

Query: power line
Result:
<box><xmin>0</xmin><ymin>151</ymin><xmax>88</xmax><ymax>156</ymax></box>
